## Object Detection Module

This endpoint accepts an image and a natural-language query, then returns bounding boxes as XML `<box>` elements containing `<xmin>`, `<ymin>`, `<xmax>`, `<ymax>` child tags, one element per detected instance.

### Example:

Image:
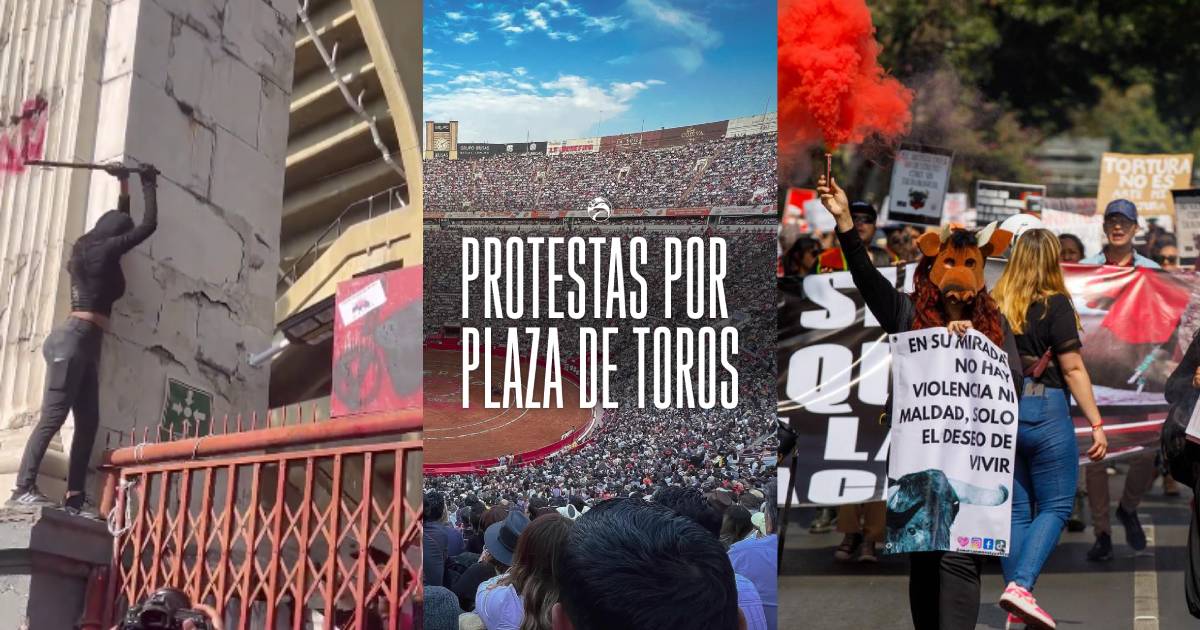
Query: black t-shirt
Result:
<box><xmin>1015</xmin><ymin>294</ymin><xmax>1082</xmax><ymax>389</ymax></box>
<box><xmin>451</xmin><ymin>560</ymin><xmax>501</xmax><ymax>611</ymax></box>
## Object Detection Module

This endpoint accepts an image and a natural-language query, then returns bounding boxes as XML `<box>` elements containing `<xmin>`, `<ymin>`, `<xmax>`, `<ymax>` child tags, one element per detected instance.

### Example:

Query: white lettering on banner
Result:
<box><xmin>784</xmin><ymin>342</ymin><xmax>891</xmax><ymax>412</ymax></box>
<box><xmin>800</xmin><ymin>266</ymin><xmax>917</xmax><ymax>330</ymax></box>
<box><xmin>808</xmin><ymin>469</ymin><xmax>879</xmax><ymax>504</ymax></box>
<box><xmin>884</xmin><ymin>327</ymin><xmax>1018</xmax><ymax>557</ymax></box>
<box><xmin>824</xmin><ymin>416</ymin><xmax>871</xmax><ymax>460</ymax></box>
<box><xmin>786</xmin><ymin>343</ymin><xmax>854</xmax><ymax>414</ymax></box>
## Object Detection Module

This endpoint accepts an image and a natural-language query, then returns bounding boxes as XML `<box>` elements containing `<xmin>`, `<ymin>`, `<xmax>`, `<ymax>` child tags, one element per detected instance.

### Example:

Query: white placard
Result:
<box><xmin>888</xmin><ymin>146</ymin><xmax>953</xmax><ymax>227</ymax></box>
<box><xmin>884</xmin><ymin>328</ymin><xmax>1018</xmax><ymax>557</ymax></box>
<box><xmin>337</xmin><ymin>279</ymin><xmax>387</xmax><ymax>326</ymax></box>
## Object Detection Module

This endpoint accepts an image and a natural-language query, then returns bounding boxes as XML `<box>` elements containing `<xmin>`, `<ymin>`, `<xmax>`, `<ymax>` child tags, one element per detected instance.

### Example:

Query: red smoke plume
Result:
<box><xmin>779</xmin><ymin>0</ymin><xmax>912</xmax><ymax>151</ymax></box>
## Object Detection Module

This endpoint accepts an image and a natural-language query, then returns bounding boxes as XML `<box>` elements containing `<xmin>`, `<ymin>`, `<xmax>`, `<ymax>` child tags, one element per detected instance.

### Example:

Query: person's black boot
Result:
<box><xmin>5</xmin><ymin>486</ymin><xmax>57</xmax><ymax>509</ymax></box>
<box><xmin>1087</xmin><ymin>533</ymin><xmax>1113</xmax><ymax>561</ymax></box>
<box><xmin>63</xmin><ymin>493</ymin><xmax>102</xmax><ymax>520</ymax></box>
<box><xmin>1115</xmin><ymin>505</ymin><xmax>1147</xmax><ymax>551</ymax></box>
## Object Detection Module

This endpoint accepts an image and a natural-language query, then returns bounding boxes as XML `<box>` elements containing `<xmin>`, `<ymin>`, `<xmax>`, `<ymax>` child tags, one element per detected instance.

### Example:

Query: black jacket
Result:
<box><xmin>835</xmin><ymin>226</ymin><xmax>1024</xmax><ymax>422</ymax></box>
<box><xmin>1167</xmin><ymin>329</ymin><xmax>1200</xmax><ymax>410</ymax></box>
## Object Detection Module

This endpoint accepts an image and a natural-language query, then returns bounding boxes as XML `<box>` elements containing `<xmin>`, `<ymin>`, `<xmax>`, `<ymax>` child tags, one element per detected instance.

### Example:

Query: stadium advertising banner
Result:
<box><xmin>600</xmin><ymin>132</ymin><xmax>647</xmax><ymax>152</ymax></box>
<box><xmin>1097</xmin><ymin>152</ymin><xmax>1193</xmax><ymax>218</ymax></box>
<box><xmin>725</xmin><ymin>113</ymin><xmax>777</xmax><ymax>137</ymax></box>
<box><xmin>780</xmin><ymin>261</ymin><xmax>1192</xmax><ymax>505</ymax></box>
<box><xmin>422</xmin><ymin>206</ymin><xmax>774</xmax><ymax>221</ymax></box>
<box><xmin>456</xmin><ymin>141</ymin><xmax>548</xmax><ymax>158</ymax></box>
<box><xmin>546</xmin><ymin>137</ymin><xmax>601</xmax><ymax>156</ymax></box>
<box><xmin>457</xmin><ymin>143</ymin><xmax>492</xmax><ymax>158</ymax></box>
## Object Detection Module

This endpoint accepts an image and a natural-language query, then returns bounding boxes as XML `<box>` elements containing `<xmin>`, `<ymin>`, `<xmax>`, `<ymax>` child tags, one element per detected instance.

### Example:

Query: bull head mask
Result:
<box><xmin>916</xmin><ymin>222</ymin><xmax>1013</xmax><ymax>305</ymax></box>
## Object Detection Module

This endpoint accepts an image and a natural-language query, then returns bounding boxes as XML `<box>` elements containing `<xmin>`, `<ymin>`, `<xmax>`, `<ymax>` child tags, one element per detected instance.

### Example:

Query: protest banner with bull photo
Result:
<box><xmin>780</xmin><ymin>261</ymin><xmax>1197</xmax><ymax>507</ymax></box>
<box><xmin>884</xmin><ymin>328</ymin><xmax>1018</xmax><ymax>557</ymax></box>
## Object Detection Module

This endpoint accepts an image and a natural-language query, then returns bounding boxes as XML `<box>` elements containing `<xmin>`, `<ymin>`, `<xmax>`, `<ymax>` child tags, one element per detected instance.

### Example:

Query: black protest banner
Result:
<box><xmin>780</xmin><ymin>260</ymin><xmax>1197</xmax><ymax>506</ymax></box>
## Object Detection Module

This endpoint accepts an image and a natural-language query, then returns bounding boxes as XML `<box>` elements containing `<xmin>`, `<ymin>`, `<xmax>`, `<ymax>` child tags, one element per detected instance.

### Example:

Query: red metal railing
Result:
<box><xmin>91</xmin><ymin>410</ymin><xmax>422</xmax><ymax>630</ymax></box>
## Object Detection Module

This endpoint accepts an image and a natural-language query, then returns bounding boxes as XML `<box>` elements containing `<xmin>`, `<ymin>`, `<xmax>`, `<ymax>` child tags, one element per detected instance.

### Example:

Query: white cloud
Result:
<box><xmin>454</xmin><ymin>31</ymin><xmax>479</xmax><ymax>44</ymax></box>
<box><xmin>423</xmin><ymin>48</ymin><xmax>434</xmax><ymax>55</ymax></box>
<box><xmin>525</xmin><ymin>8</ymin><xmax>549</xmax><ymax>30</ymax></box>
<box><xmin>628</xmin><ymin>0</ymin><xmax>721</xmax><ymax>46</ymax></box>
<box><xmin>424</xmin><ymin>73</ymin><xmax>664</xmax><ymax>142</ymax></box>
<box><xmin>583</xmin><ymin>15</ymin><xmax>622</xmax><ymax>33</ymax></box>
<box><xmin>469</xmin><ymin>2</ymin><xmax>484</xmax><ymax>8</ymax></box>
<box><xmin>627</xmin><ymin>0</ymin><xmax>722</xmax><ymax>73</ymax></box>
<box><xmin>445</xmin><ymin>11</ymin><xmax>466</xmax><ymax>20</ymax></box>
<box><xmin>513</xmin><ymin>67</ymin><xmax>528</xmax><ymax>76</ymax></box>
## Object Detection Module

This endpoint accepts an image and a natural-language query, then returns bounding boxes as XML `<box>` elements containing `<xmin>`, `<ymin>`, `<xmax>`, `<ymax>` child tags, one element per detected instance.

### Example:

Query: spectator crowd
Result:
<box><xmin>423</xmin><ymin>132</ymin><xmax>777</xmax><ymax>213</ymax></box>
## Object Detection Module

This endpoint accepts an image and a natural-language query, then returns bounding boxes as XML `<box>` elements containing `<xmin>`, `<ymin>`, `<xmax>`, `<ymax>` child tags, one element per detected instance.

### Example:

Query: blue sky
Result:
<box><xmin>423</xmin><ymin>0</ymin><xmax>776</xmax><ymax>143</ymax></box>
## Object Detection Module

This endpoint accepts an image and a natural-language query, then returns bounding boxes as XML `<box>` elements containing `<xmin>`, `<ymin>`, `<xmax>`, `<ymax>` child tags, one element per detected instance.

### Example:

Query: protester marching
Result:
<box><xmin>778</xmin><ymin>0</ymin><xmax>1200</xmax><ymax>628</ymax></box>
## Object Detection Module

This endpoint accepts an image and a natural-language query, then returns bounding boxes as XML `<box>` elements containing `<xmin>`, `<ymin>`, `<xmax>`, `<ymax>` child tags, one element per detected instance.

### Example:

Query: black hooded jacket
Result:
<box><xmin>68</xmin><ymin>180</ymin><xmax>157</xmax><ymax>316</ymax></box>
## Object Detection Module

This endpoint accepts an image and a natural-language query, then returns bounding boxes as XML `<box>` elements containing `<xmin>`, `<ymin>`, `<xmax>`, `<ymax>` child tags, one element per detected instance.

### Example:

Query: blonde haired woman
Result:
<box><xmin>991</xmin><ymin>229</ymin><xmax>1108</xmax><ymax>630</ymax></box>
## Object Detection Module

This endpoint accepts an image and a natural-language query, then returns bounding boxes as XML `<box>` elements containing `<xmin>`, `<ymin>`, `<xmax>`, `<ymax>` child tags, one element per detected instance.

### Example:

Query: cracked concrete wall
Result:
<box><xmin>0</xmin><ymin>0</ymin><xmax>295</xmax><ymax>498</ymax></box>
<box><xmin>85</xmin><ymin>0</ymin><xmax>295</xmax><ymax>478</ymax></box>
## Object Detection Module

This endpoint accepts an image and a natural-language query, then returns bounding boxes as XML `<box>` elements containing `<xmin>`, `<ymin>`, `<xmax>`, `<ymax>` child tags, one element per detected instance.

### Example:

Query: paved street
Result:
<box><xmin>780</xmin><ymin>469</ymin><xmax>1196</xmax><ymax>629</ymax></box>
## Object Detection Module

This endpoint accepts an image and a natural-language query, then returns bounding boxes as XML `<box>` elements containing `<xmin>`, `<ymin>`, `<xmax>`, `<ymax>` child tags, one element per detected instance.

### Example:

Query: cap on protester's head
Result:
<box><xmin>1104</xmin><ymin>199</ymin><xmax>1138</xmax><ymax>222</ymax></box>
<box><xmin>484</xmin><ymin>510</ymin><xmax>529</xmax><ymax>566</ymax></box>
<box><xmin>850</xmin><ymin>200</ymin><xmax>877</xmax><ymax>220</ymax></box>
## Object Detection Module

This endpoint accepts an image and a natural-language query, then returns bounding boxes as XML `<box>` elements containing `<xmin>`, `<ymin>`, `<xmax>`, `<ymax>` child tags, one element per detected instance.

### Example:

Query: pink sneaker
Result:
<box><xmin>999</xmin><ymin>582</ymin><xmax>1056</xmax><ymax>630</ymax></box>
<box><xmin>1005</xmin><ymin>613</ymin><xmax>1026</xmax><ymax>630</ymax></box>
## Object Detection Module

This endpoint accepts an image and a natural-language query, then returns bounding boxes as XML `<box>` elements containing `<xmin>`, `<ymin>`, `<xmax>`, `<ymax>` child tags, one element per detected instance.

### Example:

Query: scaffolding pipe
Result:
<box><xmin>102</xmin><ymin>408</ymin><xmax>421</xmax><ymax>468</ymax></box>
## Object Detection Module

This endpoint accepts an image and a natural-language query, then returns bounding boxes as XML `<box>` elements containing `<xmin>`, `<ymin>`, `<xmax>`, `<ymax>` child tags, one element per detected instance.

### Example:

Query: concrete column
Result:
<box><xmin>0</xmin><ymin>0</ymin><xmax>295</xmax><ymax>498</ymax></box>
<box><xmin>0</xmin><ymin>507</ymin><xmax>111</xmax><ymax>629</ymax></box>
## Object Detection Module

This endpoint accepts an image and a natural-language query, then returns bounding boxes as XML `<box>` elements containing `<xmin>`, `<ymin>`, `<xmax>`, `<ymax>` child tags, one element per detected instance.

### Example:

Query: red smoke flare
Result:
<box><xmin>779</xmin><ymin>0</ymin><xmax>912</xmax><ymax>151</ymax></box>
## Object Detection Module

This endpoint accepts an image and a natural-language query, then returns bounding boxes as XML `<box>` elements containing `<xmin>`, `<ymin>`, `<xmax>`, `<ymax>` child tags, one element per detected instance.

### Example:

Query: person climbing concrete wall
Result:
<box><xmin>0</xmin><ymin>0</ymin><xmax>296</xmax><ymax>498</ymax></box>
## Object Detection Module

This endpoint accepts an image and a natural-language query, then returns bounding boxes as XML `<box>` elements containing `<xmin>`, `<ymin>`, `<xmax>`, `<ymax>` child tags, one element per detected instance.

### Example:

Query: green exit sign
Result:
<box><xmin>160</xmin><ymin>378</ymin><xmax>213</xmax><ymax>440</ymax></box>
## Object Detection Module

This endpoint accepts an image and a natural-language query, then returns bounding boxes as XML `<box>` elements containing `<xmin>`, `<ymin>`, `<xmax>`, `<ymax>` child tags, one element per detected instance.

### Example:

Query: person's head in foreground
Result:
<box><xmin>992</xmin><ymin>228</ymin><xmax>1080</xmax><ymax>333</ymax></box>
<box><xmin>484</xmin><ymin>510</ymin><xmax>529</xmax><ymax>568</ymax></box>
<box><xmin>551</xmin><ymin>499</ymin><xmax>746</xmax><ymax>630</ymax></box>
<box><xmin>1153</xmin><ymin>236</ymin><xmax>1180</xmax><ymax>270</ymax></box>
<box><xmin>1057</xmin><ymin>233</ymin><xmax>1085</xmax><ymax>263</ymax></box>
<box><xmin>423</xmin><ymin>491</ymin><xmax>445</xmax><ymax>523</ymax></box>
<box><xmin>849</xmin><ymin>201</ymin><xmax>878</xmax><ymax>245</ymax></box>
<box><xmin>909</xmin><ymin>221</ymin><xmax>1012</xmax><ymax>347</ymax></box>
<box><xmin>1101</xmin><ymin>199</ymin><xmax>1139</xmax><ymax>251</ymax></box>
<box><xmin>653</xmin><ymin>485</ymin><xmax>723</xmax><ymax>537</ymax></box>
<box><xmin>497</xmin><ymin>513</ymin><xmax>573</xmax><ymax>630</ymax></box>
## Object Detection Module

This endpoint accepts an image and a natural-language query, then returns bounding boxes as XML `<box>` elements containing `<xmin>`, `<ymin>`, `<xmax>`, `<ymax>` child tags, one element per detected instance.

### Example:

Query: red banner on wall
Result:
<box><xmin>331</xmin><ymin>266</ymin><xmax>423</xmax><ymax>417</ymax></box>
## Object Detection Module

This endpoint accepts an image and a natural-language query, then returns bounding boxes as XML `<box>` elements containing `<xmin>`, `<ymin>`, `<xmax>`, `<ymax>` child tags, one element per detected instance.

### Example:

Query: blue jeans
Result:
<box><xmin>1001</xmin><ymin>378</ymin><xmax>1077</xmax><ymax>590</ymax></box>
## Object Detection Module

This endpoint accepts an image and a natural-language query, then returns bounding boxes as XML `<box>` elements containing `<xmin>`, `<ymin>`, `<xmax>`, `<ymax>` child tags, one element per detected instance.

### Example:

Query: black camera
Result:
<box><xmin>119</xmin><ymin>587</ymin><xmax>213</xmax><ymax>630</ymax></box>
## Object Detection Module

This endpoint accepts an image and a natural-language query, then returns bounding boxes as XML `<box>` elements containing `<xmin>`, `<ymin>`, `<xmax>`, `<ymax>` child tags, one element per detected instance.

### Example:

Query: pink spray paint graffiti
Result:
<box><xmin>0</xmin><ymin>95</ymin><xmax>48</xmax><ymax>173</ymax></box>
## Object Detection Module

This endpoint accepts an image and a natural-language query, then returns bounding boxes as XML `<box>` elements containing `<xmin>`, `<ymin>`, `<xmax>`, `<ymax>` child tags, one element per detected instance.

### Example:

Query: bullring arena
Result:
<box><xmin>424</xmin><ymin>339</ymin><xmax>594</xmax><ymax>468</ymax></box>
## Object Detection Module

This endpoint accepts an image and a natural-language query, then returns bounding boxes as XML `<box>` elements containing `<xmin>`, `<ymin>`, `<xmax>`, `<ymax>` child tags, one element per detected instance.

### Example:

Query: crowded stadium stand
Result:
<box><xmin>423</xmin><ymin>114</ymin><xmax>777</xmax><ymax>213</ymax></box>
